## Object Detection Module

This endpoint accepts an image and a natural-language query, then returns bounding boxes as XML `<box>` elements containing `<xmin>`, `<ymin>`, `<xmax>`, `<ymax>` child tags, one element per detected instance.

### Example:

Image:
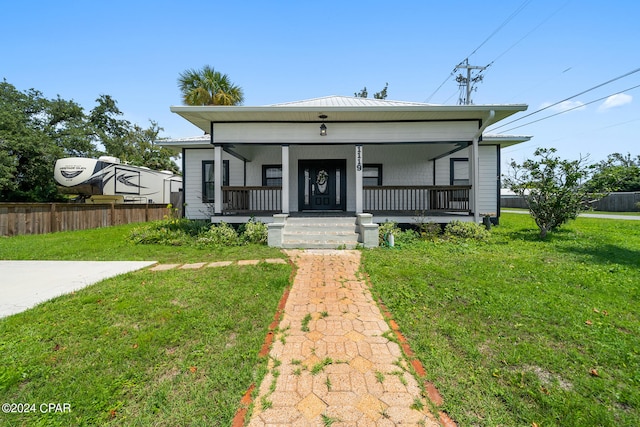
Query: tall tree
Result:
<box><xmin>0</xmin><ymin>81</ymin><xmax>76</xmax><ymax>201</ymax></box>
<box><xmin>354</xmin><ymin>87</ymin><xmax>368</xmax><ymax>98</ymax></box>
<box><xmin>354</xmin><ymin>83</ymin><xmax>388</xmax><ymax>99</ymax></box>
<box><xmin>177</xmin><ymin>65</ymin><xmax>244</xmax><ymax>106</ymax></box>
<box><xmin>0</xmin><ymin>81</ymin><xmax>179</xmax><ymax>202</ymax></box>
<box><xmin>585</xmin><ymin>152</ymin><xmax>640</xmax><ymax>192</ymax></box>
<box><xmin>373</xmin><ymin>83</ymin><xmax>389</xmax><ymax>99</ymax></box>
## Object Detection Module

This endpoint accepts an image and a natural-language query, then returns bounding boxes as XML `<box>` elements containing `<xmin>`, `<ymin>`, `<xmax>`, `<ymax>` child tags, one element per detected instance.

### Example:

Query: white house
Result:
<box><xmin>160</xmin><ymin>96</ymin><xmax>530</xmax><ymax>248</ymax></box>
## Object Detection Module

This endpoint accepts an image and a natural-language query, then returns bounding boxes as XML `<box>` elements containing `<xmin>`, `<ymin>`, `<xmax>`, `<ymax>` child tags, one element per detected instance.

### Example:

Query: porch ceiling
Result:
<box><xmin>170</xmin><ymin>104</ymin><xmax>528</xmax><ymax>134</ymax></box>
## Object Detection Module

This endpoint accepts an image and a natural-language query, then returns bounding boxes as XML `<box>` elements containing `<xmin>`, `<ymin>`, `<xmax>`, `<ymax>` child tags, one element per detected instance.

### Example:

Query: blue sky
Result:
<box><xmin>2</xmin><ymin>0</ymin><xmax>638</xmax><ymax>169</ymax></box>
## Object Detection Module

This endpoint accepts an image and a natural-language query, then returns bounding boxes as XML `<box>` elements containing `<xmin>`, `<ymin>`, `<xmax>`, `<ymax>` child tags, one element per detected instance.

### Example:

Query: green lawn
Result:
<box><xmin>362</xmin><ymin>213</ymin><xmax>640</xmax><ymax>426</ymax></box>
<box><xmin>2</xmin><ymin>216</ymin><xmax>639</xmax><ymax>426</ymax></box>
<box><xmin>0</xmin><ymin>224</ymin><xmax>290</xmax><ymax>426</ymax></box>
<box><xmin>0</xmin><ymin>222</ymin><xmax>285</xmax><ymax>263</ymax></box>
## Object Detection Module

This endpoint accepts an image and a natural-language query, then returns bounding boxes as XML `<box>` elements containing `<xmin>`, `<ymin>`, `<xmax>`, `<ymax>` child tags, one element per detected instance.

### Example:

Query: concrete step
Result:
<box><xmin>286</xmin><ymin>217</ymin><xmax>358</xmax><ymax>226</ymax></box>
<box><xmin>284</xmin><ymin>226</ymin><xmax>358</xmax><ymax>234</ymax></box>
<box><xmin>281</xmin><ymin>216</ymin><xmax>360</xmax><ymax>249</ymax></box>
<box><xmin>281</xmin><ymin>240</ymin><xmax>360</xmax><ymax>249</ymax></box>
<box><xmin>284</xmin><ymin>232</ymin><xmax>358</xmax><ymax>241</ymax></box>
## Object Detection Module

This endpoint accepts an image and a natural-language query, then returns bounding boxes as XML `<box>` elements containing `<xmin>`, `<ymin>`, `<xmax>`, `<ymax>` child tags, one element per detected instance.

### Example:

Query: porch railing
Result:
<box><xmin>363</xmin><ymin>185</ymin><xmax>471</xmax><ymax>213</ymax></box>
<box><xmin>222</xmin><ymin>186</ymin><xmax>281</xmax><ymax>213</ymax></box>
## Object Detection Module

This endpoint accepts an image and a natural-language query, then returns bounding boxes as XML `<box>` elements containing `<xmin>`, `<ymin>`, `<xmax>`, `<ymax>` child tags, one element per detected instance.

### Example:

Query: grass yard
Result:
<box><xmin>0</xmin><ymin>222</ymin><xmax>285</xmax><ymax>262</ymax></box>
<box><xmin>362</xmin><ymin>213</ymin><xmax>640</xmax><ymax>426</ymax></box>
<box><xmin>0</xmin><ymin>224</ymin><xmax>290</xmax><ymax>426</ymax></box>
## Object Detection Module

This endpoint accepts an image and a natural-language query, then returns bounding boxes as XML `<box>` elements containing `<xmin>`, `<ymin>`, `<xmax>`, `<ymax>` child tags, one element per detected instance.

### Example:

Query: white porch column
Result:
<box><xmin>355</xmin><ymin>144</ymin><xmax>363</xmax><ymax>214</ymax></box>
<box><xmin>281</xmin><ymin>145</ymin><xmax>290</xmax><ymax>214</ymax></box>
<box><xmin>214</xmin><ymin>144</ymin><xmax>223</xmax><ymax>215</ymax></box>
<box><xmin>471</xmin><ymin>137</ymin><xmax>480</xmax><ymax>222</ymax></box>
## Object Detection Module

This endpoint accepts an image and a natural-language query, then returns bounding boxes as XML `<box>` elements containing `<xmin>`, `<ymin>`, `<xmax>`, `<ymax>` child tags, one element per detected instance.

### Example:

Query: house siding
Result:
<box><xmin>361</xmin><ymin>145</ymin><xmax>435</xmax><ymax>185</ymax></box>
<box><xmin>214</xmin><ymin>121</ymin><xmax>480</xmax><ymax>144</ymax></box>
<box><xmin>432</xmin><ymin>146</ymin><xmax>499</xmax><ymax>216</ymax></box>
<box><xmin>478</xmin><ymin>145</ymin><xmax>499</xmax><ymax>216</ymax></box>
<box><xmin>183</xmin><ymin>148</ymin><xmax>244</xmax><ymax>219</ymax></box>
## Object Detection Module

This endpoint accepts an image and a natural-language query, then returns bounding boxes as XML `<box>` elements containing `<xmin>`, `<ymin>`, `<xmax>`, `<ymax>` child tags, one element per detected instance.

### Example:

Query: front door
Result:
<box><xmin>298</xmin><ymin>159</ymin><xmax>346</xmax><ymax>211</ymax></box>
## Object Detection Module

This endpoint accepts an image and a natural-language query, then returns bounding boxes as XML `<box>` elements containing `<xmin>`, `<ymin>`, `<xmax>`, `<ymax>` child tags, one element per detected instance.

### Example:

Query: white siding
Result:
<box><xmin>215</xmin><ymin>121</ymin><xmax>479</xmax><ymax>144</ymax></box>
<box><xmin>183</xmin><ymin>148</ymin><xmax>244</xmax><ymax>219</ymax></box>
<box><xmin>362</xmin><ymin>144</ymin><xmax>434</xmax><ymax>185</ymax></box>
<box><xmin>478</xmin><ymin>145</ymin><xmax>499</xmax><ymax>216</ymax></box>
<box><xmin>432</xmin><ymin>146</ymin><xmax>499</xmax><ymax>216</ymax></box>
<box><xmin>434</xmin><ymin>147</ymin><xmax>471</xmax><ymax>185</ymax></box>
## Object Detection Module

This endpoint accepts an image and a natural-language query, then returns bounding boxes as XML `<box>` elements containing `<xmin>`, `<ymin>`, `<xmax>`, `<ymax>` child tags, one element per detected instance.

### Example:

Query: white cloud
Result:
<box><xmin>539</xmin><ymin>100</ymin><xmax>586</xmax><ymax>113</ymax></box>
<box><xmin>598</xmin><ymin>93</ymin><xmax>632</xmax><ymax>111</ymax></box>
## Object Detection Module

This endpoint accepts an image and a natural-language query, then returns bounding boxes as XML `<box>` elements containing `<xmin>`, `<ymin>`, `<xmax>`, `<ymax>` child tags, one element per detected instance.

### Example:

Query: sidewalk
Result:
<box><xmin>246</xmin><ymin>250</ymin><xmax>440</xmax><ymax>426</ymax></box>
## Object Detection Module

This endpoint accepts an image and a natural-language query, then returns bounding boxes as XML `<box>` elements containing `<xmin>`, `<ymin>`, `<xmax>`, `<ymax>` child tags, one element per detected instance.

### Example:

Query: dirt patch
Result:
<box><xmin>518</xmin><ymin>365</ymin><xmax>573</xmax><ymax>391</ymax></box>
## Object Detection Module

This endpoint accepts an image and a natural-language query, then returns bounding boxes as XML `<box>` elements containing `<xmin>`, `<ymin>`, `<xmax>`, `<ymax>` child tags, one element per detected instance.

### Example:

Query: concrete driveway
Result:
<box><xmin>0</xmin><ymin>260</ymin><xmax>156</xmax><ymax>318</ymax></box>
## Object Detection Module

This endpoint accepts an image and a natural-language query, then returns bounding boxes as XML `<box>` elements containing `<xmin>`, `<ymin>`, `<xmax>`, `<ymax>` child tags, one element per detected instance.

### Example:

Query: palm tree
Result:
<box><xmin>177</xmin><ymin>65</ymin><xmax>244</xmax><ymax>106</ymax></box>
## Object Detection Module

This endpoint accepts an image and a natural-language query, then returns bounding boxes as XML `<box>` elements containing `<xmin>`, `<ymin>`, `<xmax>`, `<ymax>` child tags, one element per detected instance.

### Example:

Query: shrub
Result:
<box><xmin>378</xmin><ymin>221</ymin><xmax>419</xmax><ymax>247</ymax></box>
<box><xmin>242</xmin><ymin>219</ymin><xmax>268</xmax><ymax>245</ymax></box>
<box><xmin>444</xmin><ymin>220</ymin><xmax>489</xmax><ymax>241</ymax></box>
<box><xmin>128</xmin><ymin>219</ymin><xmax>206</xmax><ymax>245</ymax></box>
<box><xmin>196</xmin><ymin>222</ymin><xmax>241</xmax><ymax>247</ymax></box>
<box><xmin>417</xmin><ymin>221</ymin><xmax>442</xmax><ymax>240</ymax></box>
<box><xmin>378</xmin><ymin>221</ymin><xmax>400</xmax><ymax>246</ymax></box>
<box><xmin>393</xmin><ymin>229</ymin><xmax>419</xmax><ymax>247</ymax></box>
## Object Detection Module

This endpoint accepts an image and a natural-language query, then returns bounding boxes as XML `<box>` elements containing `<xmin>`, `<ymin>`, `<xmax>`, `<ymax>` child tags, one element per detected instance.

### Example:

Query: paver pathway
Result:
<box><xmin>248</xmin><ymin>250</ymin><xmax>439</xmax><ymax>426</ymax></box>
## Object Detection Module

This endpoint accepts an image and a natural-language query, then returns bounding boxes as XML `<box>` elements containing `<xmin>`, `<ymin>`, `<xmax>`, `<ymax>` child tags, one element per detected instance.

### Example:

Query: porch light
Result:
<box><xmin>319</xmin><ymin>114</ymin><xmax>327</xmax><ymax>136</ymax></box>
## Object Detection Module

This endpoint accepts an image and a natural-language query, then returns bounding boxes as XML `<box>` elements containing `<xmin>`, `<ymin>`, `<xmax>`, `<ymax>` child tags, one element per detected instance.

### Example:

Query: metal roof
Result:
<box><xmin>170</xmin><ymin>95</ymin><xmax>529</xmax><ymax>133</ymax></box>
<box><xmin>269</xmin><ymin>95</ymin><xmax>432</xmax><ymax>107</ymax></box>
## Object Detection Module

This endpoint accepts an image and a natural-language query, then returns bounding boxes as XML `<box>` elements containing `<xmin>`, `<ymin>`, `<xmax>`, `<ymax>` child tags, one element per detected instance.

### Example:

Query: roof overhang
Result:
<box><xmin>481</xmin><ymin>134</ymin><xmax>532</xmax><ymax>148</ymax></box>
<box><xmin>170</xmin><ymin>103</ymin><xmax>528</xmax><ymax>134</ymax></box>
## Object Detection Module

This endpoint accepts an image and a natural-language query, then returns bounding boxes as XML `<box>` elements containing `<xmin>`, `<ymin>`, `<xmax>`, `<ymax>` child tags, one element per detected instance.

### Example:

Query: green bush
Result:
<box><xmin>196</xmin><ymin>222</ymin><xmax>241</xmax><ymax>247</ymax></box>
<box><xmin>393</xmin><ymin>229</ymin><xmax>419</xmax><ymax>246</ymax></box>
<box><xmin>378</xmin><ymin>221</ymin><xmax>419</xmax><ymax>247</ymax></box>
<box><xmin>242</xmin><ymin>219</ymin><xmax>268</xmax><ymax>244</ymax></box>
<box><xmin>418</xmin><ymin>221</ymin><xmax>442</xmax><ymax>240</ymax></box>
<box><xmin>378</xmin><ymin>221</ymin><xmax>400</xmax><ymax>246</ymax></box>
<box><xmin>444</xmin><ymin>220</ymin><xmax>489</xmax><ymax>241</ymax></box>
<box><xmin>128</xmin><ymin>219</ymin><xmax>207</xmax><ymax>245</ymax></box>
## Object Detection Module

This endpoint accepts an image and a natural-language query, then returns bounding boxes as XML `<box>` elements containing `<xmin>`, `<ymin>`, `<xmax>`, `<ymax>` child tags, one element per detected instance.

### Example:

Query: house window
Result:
<box><xmin>262</xmin><ymin>165</ymin><xmax>283</xmax><ymax>187</ymax></box>
<box><xmin>202</xmin><ymin>160</ymin><xmax>229</xmax><ymax>202</ymax></box>
<box><xmin>363</xmin><ymin>164</ymin><xmax>382</xmax><ymax>186</ymax></box>
<box><xmin>450</xmin><ymin>158</ymin><xmax>469</xmax><ymax>185</ymax></box>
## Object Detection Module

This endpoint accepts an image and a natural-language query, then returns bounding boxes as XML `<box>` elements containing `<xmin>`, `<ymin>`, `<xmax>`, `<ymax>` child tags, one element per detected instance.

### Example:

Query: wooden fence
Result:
<box><xmin>501</xmin><ymin>192</ymin><xmax>640</xmax><ymax>212</ymax></box>
<box><xmin>0</xmin><ymin>203</ymin><xmax>173</xmax><ymax>237</ymax></box>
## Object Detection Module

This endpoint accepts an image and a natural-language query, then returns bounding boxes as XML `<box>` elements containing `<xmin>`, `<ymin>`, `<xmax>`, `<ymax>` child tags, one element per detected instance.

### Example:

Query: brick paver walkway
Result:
<box><xmin>248</xmin><ymin>250</ymin><xmax>439</xmax><ymax>426</ymax></box>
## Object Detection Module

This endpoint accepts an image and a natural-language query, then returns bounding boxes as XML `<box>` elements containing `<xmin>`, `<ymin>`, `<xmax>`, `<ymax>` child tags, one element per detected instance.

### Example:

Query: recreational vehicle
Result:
<box><xmin>54</xmin><ymin>156</ymin><xmax>182</xmax><ymax>204</ymax></box>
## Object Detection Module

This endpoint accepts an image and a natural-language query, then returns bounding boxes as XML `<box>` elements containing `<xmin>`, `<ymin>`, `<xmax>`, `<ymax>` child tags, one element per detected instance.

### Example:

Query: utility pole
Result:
<box><xmin>455</xmin><ymin>58</ymin><xmax>487</xmax><ymax>105</ymax></box>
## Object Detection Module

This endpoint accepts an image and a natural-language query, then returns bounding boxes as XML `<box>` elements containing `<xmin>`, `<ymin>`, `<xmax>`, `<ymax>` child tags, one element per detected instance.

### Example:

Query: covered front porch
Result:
<box><xmin>219</xmin><ymin>185</ymin><xmax>472</xmax><ymax>216</ymax></box>
<box><xmin>162</xmin><ymin>95</ymin><xmax>529</xmax><ymax>248</ymax></box>
<box><xmin>203</xmin><ymin>140</ymin><xmax>479</xmax><ymax>221</ymax></box>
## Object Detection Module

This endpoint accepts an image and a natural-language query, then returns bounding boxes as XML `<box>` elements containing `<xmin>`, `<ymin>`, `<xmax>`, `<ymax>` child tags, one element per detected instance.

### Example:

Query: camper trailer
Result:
<box><xmin>54</xmin><ymin>156</ymin><xmax>182</xmax><ymax>204</ymax></box>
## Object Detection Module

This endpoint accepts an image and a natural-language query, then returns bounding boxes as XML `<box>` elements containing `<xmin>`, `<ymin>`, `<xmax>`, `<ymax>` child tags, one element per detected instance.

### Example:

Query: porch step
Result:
<box><xmin>281</xmin><ymin>217</ymin><xmax>360</xmax><ymax>249</ymax></box>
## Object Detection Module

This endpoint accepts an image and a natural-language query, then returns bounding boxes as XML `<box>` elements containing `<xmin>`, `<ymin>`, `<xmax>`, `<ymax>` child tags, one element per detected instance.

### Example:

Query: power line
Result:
<box><xmin>502</xmin><ymin>117</ymin><xmax>640</xmax><ymax>155</ymax></box>
<box><xmin>498</xmin><ymin>83</ymin><xmax>640</xmax><ymax>133</ymax></box>
<box><xmin>490</xmin><ymin>67</ymin><xmax>640</xmax><ymax>131</ymax></box>
<box><xmin>486</xmin><ymin>0</ymin><xmax>570</xmax><ymax>67</ymax></box>
<box><xmin>425</xmin><ymin>0</ymin><xmax>532</xmax><ymax>103</ymax></box>
<box><xmin>466</xmin><ymin>0</ymin><xmax>533</xmax><ymax>60</ymax></box>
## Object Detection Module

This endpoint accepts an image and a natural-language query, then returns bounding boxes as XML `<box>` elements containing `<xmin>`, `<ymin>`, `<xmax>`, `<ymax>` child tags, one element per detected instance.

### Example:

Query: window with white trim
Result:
<box><xmin>202</xmin><ymin>160</ymin><xmax>229</xmax><ymax>202</ymax></box>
